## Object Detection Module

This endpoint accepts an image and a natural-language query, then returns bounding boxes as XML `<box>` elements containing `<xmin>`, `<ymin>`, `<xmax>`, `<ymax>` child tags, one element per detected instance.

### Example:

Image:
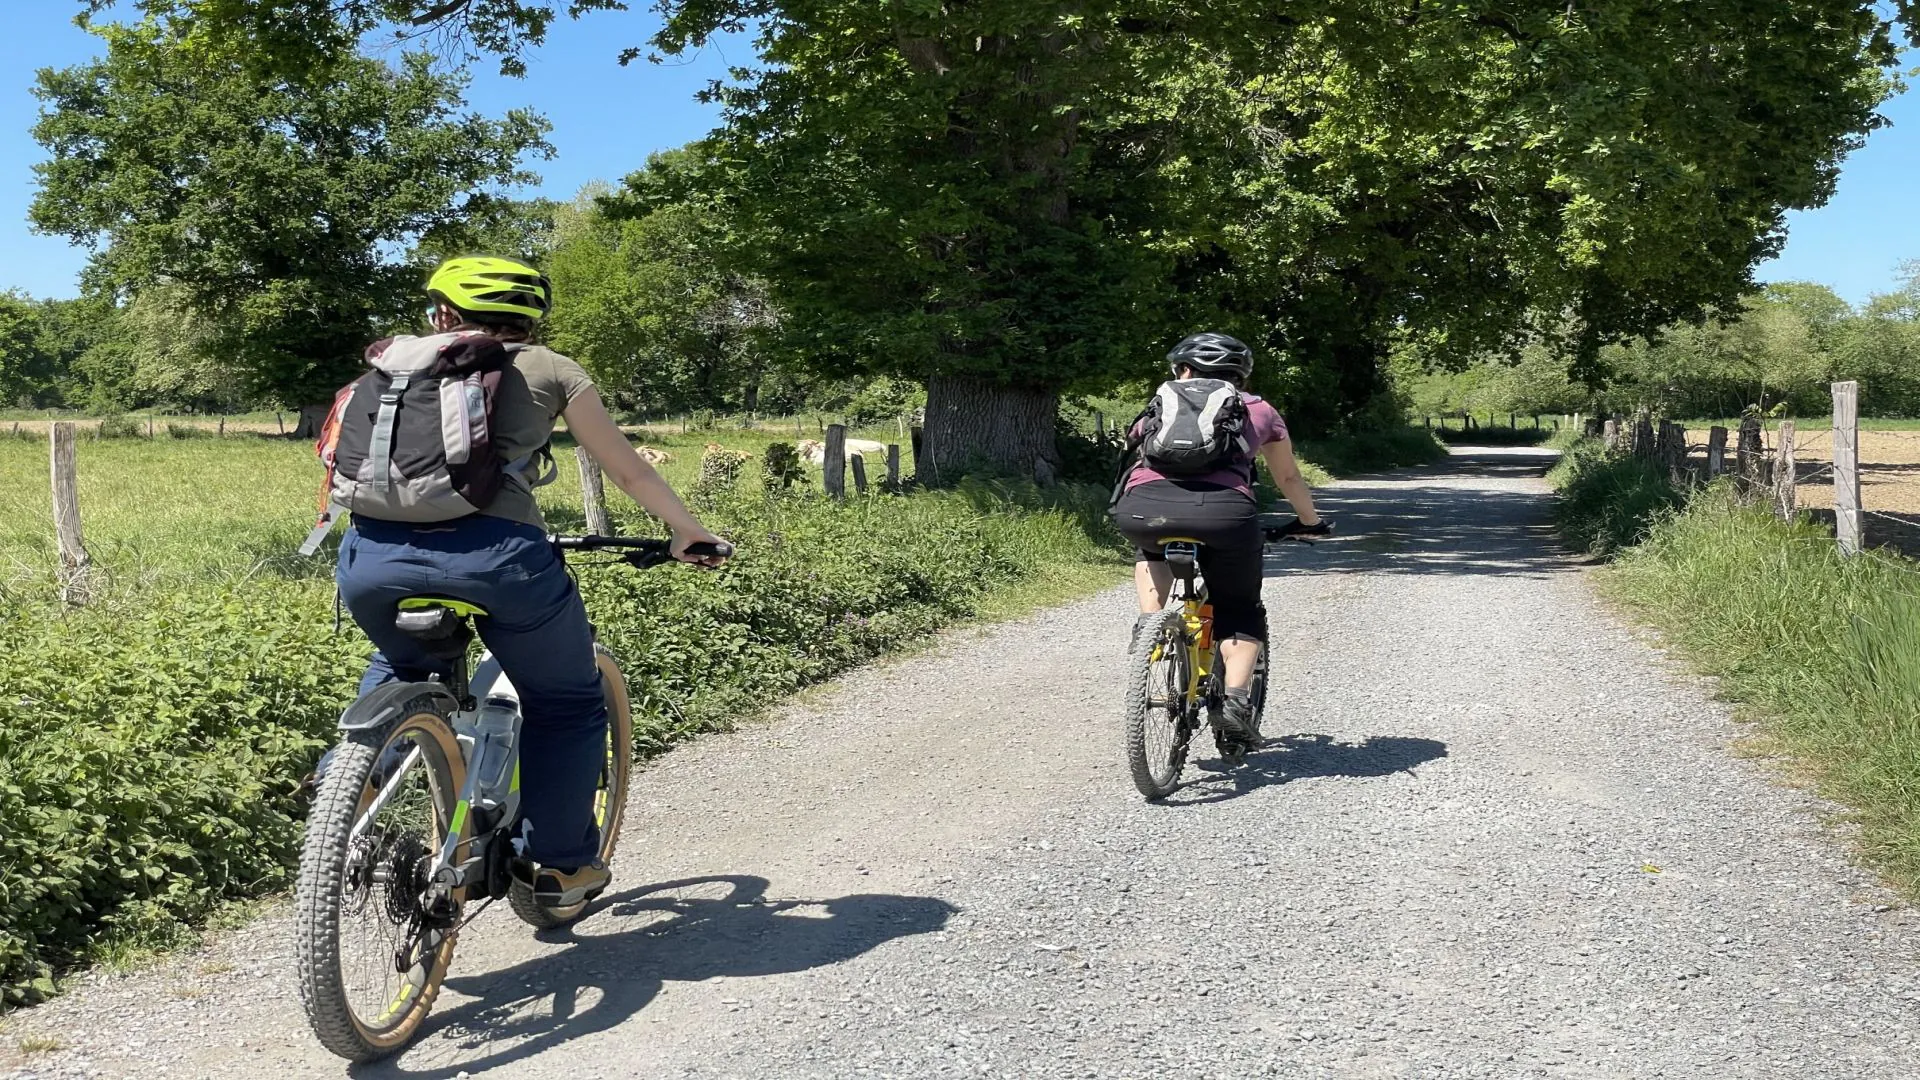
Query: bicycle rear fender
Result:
<box><xmin>338</xmin><ymin>681</ymin><xmax>461</xmax><ymax>732</ymax></box>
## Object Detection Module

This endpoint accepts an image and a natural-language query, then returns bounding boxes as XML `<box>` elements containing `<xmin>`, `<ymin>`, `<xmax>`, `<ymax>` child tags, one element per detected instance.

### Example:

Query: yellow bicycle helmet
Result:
<box><xmin>427</xmin><ymin>256</ymin><xmax>552</xmax><ymax>321</ymax></box>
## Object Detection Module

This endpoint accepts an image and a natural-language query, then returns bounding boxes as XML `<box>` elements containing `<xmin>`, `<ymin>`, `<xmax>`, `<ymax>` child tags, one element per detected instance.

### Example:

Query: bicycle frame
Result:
<box><xmin>1160</xmin><ymin>542</ymin><xmax>1216</xmax><ymax>708</ymax></box>
<box><xmin>346</xmin><ymin>646</ymin><xmax>524</xmax><ymax>918</ymax></box>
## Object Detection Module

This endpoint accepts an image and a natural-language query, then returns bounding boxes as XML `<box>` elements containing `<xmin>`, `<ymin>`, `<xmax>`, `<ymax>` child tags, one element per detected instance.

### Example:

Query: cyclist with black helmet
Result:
<box><xmin>1110</xmin><ymin>332</ymin><xmax>1326</xmax><ymax>743</ymax></box>
<box><xmin>331</xmin><ymin>256</ymin><xmax>726</xmax><ymax>909</ymax></box>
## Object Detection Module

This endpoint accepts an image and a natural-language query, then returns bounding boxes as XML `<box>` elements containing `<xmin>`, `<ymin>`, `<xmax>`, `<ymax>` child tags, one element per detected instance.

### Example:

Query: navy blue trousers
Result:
<box><xmin>336</xmin><ymin>515</ymin><xmax>606</xmax><ymax>868</ymax></box>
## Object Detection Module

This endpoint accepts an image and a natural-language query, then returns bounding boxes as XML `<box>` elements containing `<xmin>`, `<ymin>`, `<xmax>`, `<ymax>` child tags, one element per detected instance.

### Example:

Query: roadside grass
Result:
<box><xmin>1605</xmin><ymin>499</ymin><xmax>1920</xmax><ymax>892</ymax></box>
<box><xmin>1547</xmin><ymin>438</ymin><xmax>1686</xmax><ymax>557</ymax></box>
<box><xmin>1551</xmin><ymin>435</ymin><xmax>1920</xmax><ymax>894</ymax></box>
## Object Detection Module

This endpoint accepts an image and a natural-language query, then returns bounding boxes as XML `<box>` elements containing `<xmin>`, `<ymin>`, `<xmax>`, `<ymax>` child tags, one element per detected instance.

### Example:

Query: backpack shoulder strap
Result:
<box><xmin>367</xmin><ymin>372</ymin><xmax>412</xmax><ymax>491</ymax></box>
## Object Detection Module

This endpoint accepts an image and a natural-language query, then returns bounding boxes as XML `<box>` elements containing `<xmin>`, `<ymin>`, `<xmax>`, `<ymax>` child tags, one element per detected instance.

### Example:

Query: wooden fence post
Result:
<box><xmin>1706</xmin><ymin>426</ymin><xmax>1728</xmax><ymax>478</ymax></box>
<box><xmin>217</xmin><ymin>414</ymin><xmax>226</xmax><ymax>437</ymax></box>
<box><xmin>1834</xmin><ymin>381</ymin><xmax>1862</xmax><ymax>556</ymax></box>
<box><xmin>1094</xmin><ymin>412</ymin><xmax>1107</xmax><ymax>442</ymax></box>
<box><xmin>576</xmin><ymin>450</ymin><xmax>611</xmax><ymax>535</ymax></box>
<box><xmin>147</xmin><ymin>415</ymin><xmax>154</xmax><ymax>439</ymax></box>
<box><xmin>1602</xmin><ymin>418</ymin><xmax>1619</xmax><ymax>450</ymax></box>
<box><xmin>1773</xmin><ymin>419</ymin><xmax>1797</xmax><ymax>519</ymax></box>
<box><xmin>49</xmin><ymin>421</ymin><xmax>92</xmax><ymax>605</ymax></box>
<box><xmin>823</xmin><ymin>424</ymin><xmax>847</xmax><ymax>501</ymax></box>
<box><xmin>1424</xmin><ymin>415</ymin><xmax>1431</xmax><ymax>429</ymax></box>
<box><xmin>1735</xmin><ymin>414</ymin><xmax>1764</xmax><ymax>498</ymax></box>
<box><xmin>885</xmin><ymin>444</ymin><xmax>901</xmax><ymax>490</ymax></box>
<box><xmin>1631</xmin><ymin>410</ymin><xmax>1655</xmax><ymax>459</ymax></box>
<box><xmin>851</xmin><ymin>453</ymin><xmax>869</xmax><ymax>495</ymax></box>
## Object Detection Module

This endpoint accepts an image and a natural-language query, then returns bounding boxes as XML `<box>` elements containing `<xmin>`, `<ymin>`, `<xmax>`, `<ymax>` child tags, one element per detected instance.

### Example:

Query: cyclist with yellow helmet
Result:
<box><xmin>332</xmin><ymin>256</ymin><xmax>725</xmax><ymax>907</ymax></box>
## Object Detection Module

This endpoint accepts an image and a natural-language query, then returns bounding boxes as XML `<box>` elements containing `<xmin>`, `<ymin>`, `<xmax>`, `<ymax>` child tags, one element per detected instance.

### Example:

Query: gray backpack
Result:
<box><xmin>1132</xmin><ymin>378</ymin><xmax>1251</xmax><ymax>476</ymax></box>
<box><xmin>298</xmin><ymin>333</ymin><xmax>553</xmax><ymax>554</ymax></box>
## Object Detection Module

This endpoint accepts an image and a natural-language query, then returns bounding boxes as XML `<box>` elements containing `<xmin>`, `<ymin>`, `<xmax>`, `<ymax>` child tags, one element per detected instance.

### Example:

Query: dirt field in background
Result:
<box><xmin>1780</xmin><ymin>429</ymin><xmax>1920</xmax><ymax>555</ymax></box>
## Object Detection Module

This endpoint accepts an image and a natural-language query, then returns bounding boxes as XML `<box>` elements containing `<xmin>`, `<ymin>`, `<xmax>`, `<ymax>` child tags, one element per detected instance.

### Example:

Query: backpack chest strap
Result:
<box><xmin>368</xmin><ymin>373</ymin><xmax>412</xmax><ymax>491</ymax></box>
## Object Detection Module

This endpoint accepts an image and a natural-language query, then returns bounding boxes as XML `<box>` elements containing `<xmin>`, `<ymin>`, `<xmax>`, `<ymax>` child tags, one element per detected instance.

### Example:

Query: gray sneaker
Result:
<box><xmin>532</xmin><ymin>862</ymin><xmax>611</xmax><ymax>908</ymax></box>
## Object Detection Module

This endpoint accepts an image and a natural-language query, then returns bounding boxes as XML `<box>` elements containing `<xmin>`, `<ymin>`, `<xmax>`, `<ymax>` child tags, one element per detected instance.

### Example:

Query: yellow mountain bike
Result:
<box><xmin>1122</xmin><ymin>518</ymin><xmax>1323</xmax><ymax>799</ymax></box>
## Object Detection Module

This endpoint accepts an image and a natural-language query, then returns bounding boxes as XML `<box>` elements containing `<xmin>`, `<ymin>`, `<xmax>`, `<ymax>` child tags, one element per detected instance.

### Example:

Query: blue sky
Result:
<box><xmin>3</xmin><ymin>6</ymin><xmax>1916</xmax><ymax>306</ymax></box>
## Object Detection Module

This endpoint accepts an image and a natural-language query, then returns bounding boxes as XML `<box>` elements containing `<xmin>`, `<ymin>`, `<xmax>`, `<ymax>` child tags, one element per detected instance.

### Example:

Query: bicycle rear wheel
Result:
<box><xmin>1123</xmin><ymin>607</ymin><xmax>1196</xmax><ymax>799</ymax></box>
<box><xmin>509</xmin><ymin>644</ymin><xmax>633</xmax><ymax>928</ymax></box>
<box><xmin>296</xmin><ymin>700</ymin><xmax>466</xmax><ymax>1063</ymax></box>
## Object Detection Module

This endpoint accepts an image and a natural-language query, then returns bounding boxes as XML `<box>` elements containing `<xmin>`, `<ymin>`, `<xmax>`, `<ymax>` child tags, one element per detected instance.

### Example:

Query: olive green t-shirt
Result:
<box><xmin>484</xmin><ymin>344</ymin><xmax>596</xmax><ymax>530</ymax></box>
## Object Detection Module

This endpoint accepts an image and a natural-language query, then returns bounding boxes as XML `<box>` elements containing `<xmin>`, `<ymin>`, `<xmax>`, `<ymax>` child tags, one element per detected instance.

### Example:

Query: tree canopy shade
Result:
<box><xmin>107</xmin><ymin>1</ymin><xmax>1907</xmax><ymax>473</ymax></box>
<box><xmin>31</xmin><ymin>15</ymin><xmax>551</xmax><ymax>418</ymax></box>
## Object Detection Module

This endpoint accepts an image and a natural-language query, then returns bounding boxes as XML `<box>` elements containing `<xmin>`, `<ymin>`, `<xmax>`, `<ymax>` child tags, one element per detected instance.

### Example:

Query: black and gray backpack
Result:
<box><xmin>299</xmin><ymin>332</ymin><xmax>550</xmax><ymax>554</ymax></box>
<box><xmin>1131</xmin><ymin>378</ymin><xmax>1251</xmax><ymax>477</ymax></box>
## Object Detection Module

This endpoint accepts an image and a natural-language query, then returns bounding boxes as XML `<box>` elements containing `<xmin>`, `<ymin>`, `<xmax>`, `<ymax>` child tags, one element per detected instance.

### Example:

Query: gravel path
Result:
<box><xmin>6</xmin><ymin>446</ymin><xmax>1916</xmax><ymax>1080</ymax></box>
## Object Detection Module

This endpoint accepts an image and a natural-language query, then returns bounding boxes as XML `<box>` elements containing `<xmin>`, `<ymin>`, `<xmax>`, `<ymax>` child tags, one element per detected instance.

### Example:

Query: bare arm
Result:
<box><xmin>562</xmin><ymin>389</ymin><xmax>726</xmax><ymax>563</ymax></box>
<box><xmin>1259</xmin><ymin>438</ymin><xmax>1322</xmax><ymax>526</ymax></box>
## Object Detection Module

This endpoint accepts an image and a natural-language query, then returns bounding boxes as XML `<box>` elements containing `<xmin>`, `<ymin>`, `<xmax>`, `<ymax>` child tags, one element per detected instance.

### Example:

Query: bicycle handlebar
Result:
<box><xmin>549</xmin><ymin>534</ymin><xmax>734</xmax><ymax>569</ymax></box>
<box><xmin>1260</xmin><ymin>516</ymin><xmax>1333</xmax><ymax>545</ymax></box>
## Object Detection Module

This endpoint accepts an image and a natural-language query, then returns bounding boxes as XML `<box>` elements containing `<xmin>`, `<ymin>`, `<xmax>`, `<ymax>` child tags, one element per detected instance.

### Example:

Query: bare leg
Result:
<box><xmin>1219</xmin><ymin>636</ymin><xmax>1261</xmax><ymax>690</ymax></box>
<box><xmin>1134</xmin><ymin>559</ymin><xmax>1172</xmax><ymax>613</ymax></box>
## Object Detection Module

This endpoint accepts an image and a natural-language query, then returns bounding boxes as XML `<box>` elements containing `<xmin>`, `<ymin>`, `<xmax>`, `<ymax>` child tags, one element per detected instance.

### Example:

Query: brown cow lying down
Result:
<box><xmin>797</xmin><ymin>437</ymin><xmax>888</xmax><ymax>465</ymax></box>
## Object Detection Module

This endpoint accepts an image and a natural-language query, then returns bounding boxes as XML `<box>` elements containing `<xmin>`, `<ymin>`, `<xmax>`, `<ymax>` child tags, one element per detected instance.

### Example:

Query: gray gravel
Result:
<box><xmin>6</xmin><ymin>446</ymin><xmax>1916</xmax><ymax>1079</ymax></box>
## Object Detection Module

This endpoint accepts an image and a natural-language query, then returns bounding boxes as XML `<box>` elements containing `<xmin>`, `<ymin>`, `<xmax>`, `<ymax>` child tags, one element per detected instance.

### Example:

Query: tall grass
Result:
<box><xmin>1548</xmin><ymin>438</ymin><xmax>1685</xmax><ymax>557</ymax></box>
<box><xmin>1606</xmin><ymin>498</ymin><xmax>1920</xmax><ymax>890</ymax></box>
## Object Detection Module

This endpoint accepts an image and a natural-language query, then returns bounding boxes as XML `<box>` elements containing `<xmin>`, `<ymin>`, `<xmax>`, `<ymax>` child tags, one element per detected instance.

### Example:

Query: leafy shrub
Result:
<box><xmin>762</xmin><ymin>442</ymin><xmax>808</xmax><ymax>490</ymax></box>
<box><xmin>1548</xmin><ymin>438</ymin><xmax>1686</xmax><ymax>557</ymax></box>
<box><xmin>166</xmin><ymin>423</ymin><xmax>212</xmax><ymax>440</ymax></box>
<box><xmin>842</xmin><ymin>376</ymin><xmax>925</xmax><ymax>427</ymax></box>
<box><xmin>694</xmin><ymin>444</ymin><xmax>753</xmax><ymax>499</ymax></box>
<box><xmin>94</xmin><ymin>416</ymin><xmax>144</xmax><ymax>440</ymax></box>
<box><xmin>0</xmin><ymin>584</ymin><xmax>361</xmax><ymax>1005</ymax></box>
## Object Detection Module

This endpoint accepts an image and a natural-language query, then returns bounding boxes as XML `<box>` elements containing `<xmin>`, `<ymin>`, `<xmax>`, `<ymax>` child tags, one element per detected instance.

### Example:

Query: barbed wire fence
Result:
<box><xmin>1591</xmin><ymin>380</ymin><xmax>1901</xmax><ymax>559</ymax></box>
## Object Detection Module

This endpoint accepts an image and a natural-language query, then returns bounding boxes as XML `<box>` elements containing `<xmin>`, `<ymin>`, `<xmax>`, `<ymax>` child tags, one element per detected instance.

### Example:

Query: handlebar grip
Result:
<box><xmin>683</xmin><ymin>541</ymin><xmax>733</xmax><ymax>559</ymax></box>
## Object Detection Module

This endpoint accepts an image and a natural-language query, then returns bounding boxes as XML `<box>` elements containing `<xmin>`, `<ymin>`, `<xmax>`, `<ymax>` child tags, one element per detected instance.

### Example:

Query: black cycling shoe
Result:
<box><xmin>1213</xmin><ymin>697</ymin><xmax>1256</xmax><ymax>764</ymax></box>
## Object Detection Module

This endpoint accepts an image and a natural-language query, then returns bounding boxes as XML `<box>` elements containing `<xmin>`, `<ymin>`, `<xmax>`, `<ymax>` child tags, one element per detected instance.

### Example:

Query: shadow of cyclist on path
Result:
<box><xmin>1159</xmin><ymin>733</ymin><xmax>1449</xmax><ymax>806</ymax></box>
<box><xmin>351</xmin><ymin>874</ymin><xmax>954</xmax><ymax>1080</ymax></box>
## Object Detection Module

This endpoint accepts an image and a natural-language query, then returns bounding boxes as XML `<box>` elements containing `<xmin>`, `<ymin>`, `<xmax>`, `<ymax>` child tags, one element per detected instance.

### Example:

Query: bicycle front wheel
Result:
<box><xmin>296</xmin><ymin>699</ymin><xmax>466</xmax><ymax>1063</ymax></box>
<box><xmin>1123</xmin><ymin>607</ymin><xmax>1196</xmax><ymax>799</ymax></box>
<box><xmin>509</xmin><ymin>644</ymin><xmax>633</xmax><ymax>929</ymax></box>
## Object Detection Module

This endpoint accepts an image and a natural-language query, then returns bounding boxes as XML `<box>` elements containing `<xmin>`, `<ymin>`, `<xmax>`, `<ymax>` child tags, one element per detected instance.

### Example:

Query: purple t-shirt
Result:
<box><xmin>1125</xmin><ymin>391</ymin><xmax>1288</xmax><ymax>497</ymax></box>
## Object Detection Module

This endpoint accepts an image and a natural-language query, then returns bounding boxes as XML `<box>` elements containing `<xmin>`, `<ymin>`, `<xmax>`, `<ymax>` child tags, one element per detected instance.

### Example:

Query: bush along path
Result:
<box><xmin>6</xmin><ymin>446</ymin><xmax>1918</xmax><ymax>1079</ymax></box>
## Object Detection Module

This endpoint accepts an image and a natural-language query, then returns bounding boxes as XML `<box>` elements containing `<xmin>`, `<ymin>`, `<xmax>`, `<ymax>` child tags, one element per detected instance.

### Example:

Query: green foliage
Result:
<box><xmin>761</xmin><ymin>442</ymin><xmax>808</xmax><ymax>491</ymax></box>
<box><xmin>547</xmin><ymin>164</ymin><xmax>778</xmax><ymax>416</ymax></box>
<box><xmin>0</xmin><ymin>583</ymin><xmax>363</xmax><ymax>1005</ymax></box>
<box><xmin>30</xmin><ymin>15</ymin><xmax>551</xmax><ymax>406</ymax></box>
<box><xmin>1405</xmin><ymin>273</ymin><xmax>1920</xmax><ymax>420</ymax></box>
<box><xmin>1288</xmin><ymin>428</ymin><xmax>1450</xmax><ymax>479</ymax></box>
<box><xmin>1606</xmin><ymin>499</ymin><xmax>1920</xmax><ymax>892</ymax></box>
<box><xmin>154</xmin><ymin>0</ymin><xmax>1905</xmax><ymax>457</ymax></box>
<box><xmin>1548</xmin><ymin>437</ymin><xmax>1687</xmax><ymax>557</ymax></box>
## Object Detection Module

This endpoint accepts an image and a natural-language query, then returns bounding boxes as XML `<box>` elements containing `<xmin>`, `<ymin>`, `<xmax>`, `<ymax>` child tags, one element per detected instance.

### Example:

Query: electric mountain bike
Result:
<box><xmin>294</xmin><ymin>534</ymin><xmax>728</xmax><ymax>1063</ymax></box>
<box><xmin>1122</xmin><ymin>517</ymin><xmax>1325</xmax><ymax>800</ymax></box>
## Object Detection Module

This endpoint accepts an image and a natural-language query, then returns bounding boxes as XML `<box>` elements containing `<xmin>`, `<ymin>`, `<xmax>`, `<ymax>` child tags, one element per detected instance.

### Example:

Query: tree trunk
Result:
<box><xmin>918</xmin><ymin>376</ymin><xmax>1059</xmax><ymax>485</ymax></box>
<box><xmin>290</xmin><ymin>402</ymin><xmax>330</xmax><ymax>440</ymax></box>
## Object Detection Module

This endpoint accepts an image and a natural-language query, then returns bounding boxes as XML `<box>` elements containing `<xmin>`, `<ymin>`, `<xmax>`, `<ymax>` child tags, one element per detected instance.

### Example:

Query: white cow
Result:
<box><xmin>797</xmin><ymin>437</ymin><xmax>889</xmax><ymax>466</ymax></box>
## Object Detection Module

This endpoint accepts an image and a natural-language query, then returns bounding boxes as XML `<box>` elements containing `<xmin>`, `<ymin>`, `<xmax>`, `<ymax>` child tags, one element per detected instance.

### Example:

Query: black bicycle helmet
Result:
<box><xmin>1167</xmin><ymin>332</ymin><xmax>1254</xmax><ymax>381</ymax></box>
